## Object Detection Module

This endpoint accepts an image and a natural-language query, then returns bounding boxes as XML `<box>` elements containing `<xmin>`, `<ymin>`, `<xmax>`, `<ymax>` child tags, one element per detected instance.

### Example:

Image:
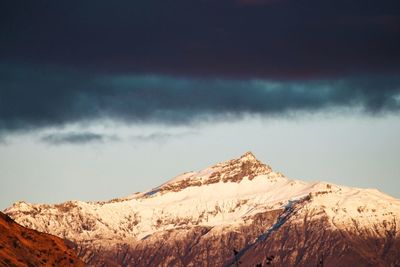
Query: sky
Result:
<box><xmin>1</xmin><ymin>0</ymin><xmax>400</xmax><ymax>209</ymax></box>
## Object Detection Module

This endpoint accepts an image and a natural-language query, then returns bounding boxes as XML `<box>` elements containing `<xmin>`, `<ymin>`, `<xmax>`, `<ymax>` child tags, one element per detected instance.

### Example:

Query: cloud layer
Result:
<box><xmin>1</xmin><ymin>0</ymin><xmax>400</xmax><ymax>140</ymax></box>
<box><xmin>1</xmin><ymin>63</ymin><xmax>400</xmax><ymax>137</ymax></box>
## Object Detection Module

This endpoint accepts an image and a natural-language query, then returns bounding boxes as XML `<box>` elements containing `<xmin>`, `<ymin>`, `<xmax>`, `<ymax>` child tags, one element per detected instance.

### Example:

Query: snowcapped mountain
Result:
<box><xmin>4</xmin><ymin>152</ymin><xmax>400</xmax><ymax>266</ymax></box>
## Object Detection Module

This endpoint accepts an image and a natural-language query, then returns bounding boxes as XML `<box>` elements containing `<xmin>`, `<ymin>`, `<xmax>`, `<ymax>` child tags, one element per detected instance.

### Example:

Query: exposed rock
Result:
<box><xmin>0</xmin><ymin>211</ymin><xmax>85</xmax><ymax>267</ymax></box>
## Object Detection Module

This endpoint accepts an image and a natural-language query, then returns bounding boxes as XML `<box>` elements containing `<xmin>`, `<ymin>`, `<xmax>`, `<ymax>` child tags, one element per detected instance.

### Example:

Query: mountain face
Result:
<box><xmin>0</xmin><ymin>211</ymin><xmax>84</xmax><ymax>267</ymax></box>
<box><xmin>4</xmin><ymin>152</ymin><xmax>400</xmax><ymax>266</ymax></box>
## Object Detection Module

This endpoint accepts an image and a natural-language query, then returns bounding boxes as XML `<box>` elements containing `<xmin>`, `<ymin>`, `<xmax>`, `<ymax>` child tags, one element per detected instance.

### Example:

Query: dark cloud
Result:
<box><xmin>1</xmin><ymin>63</ymin><xmax>400</xmax><ymax>138</ymax></box>
<box><xmin>40</xmin><ymin>132</ymin><xmax>116</xmax><ymax>145</ymax></box>
<box><xmin>1</xmin><ymin>0</ymin><xmax>400</xmax><ymax>138</ymax></box>
<box><xmin>1</xmin><ymin>0</ymin><xmax>400</xmax><ymax>78</ymax></box>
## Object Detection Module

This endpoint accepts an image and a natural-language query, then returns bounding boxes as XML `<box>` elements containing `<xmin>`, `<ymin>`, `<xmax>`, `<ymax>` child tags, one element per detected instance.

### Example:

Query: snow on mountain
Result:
<box><xmin>4</xmin><ymin>152</ymin><xmax>400</xmax><ymax>266</ymax></box>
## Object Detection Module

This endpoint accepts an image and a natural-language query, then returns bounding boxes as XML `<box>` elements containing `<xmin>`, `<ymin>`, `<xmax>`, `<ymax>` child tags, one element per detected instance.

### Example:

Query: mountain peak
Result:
<box><xmin>239</xmin><ymin>151</ymin><xmax>258</xmax><ymax>161</ymax></box>
<box><xmin>240</xmin><ymin>151</ymin><xmax>257</xmax><ymax>160</ymax></box>
<box><xmin>145</xmin><ymin>152</ymin><xmax>274</xmax><ymax>196</ymax></box>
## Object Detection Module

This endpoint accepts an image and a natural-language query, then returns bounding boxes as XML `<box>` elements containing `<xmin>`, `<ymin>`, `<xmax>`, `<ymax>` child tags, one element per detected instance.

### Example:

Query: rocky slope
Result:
<box><xmin>4</xmin><ymin>152</ymin><xmax>400</xmax><ymax>266</ymax></box>
<box><xmin>0</xmin><ymin>211</ymin><xmax>84</xmax><ymax>267</ymax></box>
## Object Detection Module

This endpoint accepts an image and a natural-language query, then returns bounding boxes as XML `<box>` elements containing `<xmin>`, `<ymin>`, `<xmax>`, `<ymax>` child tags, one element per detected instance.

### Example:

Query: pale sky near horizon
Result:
<box><xmin>1</xmin><ymin>113</ymin><xmax>399</xmax><ymax>210</ymax></box>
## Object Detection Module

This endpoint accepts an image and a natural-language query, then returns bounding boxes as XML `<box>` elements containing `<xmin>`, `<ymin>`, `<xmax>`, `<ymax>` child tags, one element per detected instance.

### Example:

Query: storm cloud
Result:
<box><xmin>1</xmin><ymin>0</ymin><xmax>400</xmax><ymax>137</ymax></box>
<box><xmin>1</xmin><ymin>63</ymin><xmax>400</xmax><ymax>137</ymax></box>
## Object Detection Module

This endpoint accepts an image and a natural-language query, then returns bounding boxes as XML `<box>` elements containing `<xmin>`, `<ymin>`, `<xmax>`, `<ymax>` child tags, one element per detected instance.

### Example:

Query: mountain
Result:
<box><xmin>4</xmin><ymin>152</ymin><xmax>400</xmax><ymax>266</ymax></box>
<box><xmin>0</xmin><ymin>211</ymin><xmax>84</xmax><ymax>267</ymax></box>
